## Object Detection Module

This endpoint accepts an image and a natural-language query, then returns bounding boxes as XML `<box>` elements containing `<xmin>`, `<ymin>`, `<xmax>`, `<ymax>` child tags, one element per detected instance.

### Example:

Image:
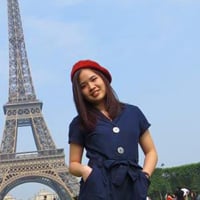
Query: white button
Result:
<box><xmin>117</xmin><ymin>147</ymin><xmax>124</xmax><ymax>154</ymax></box>
<box><xmin>113</xmin><ymin>127</ymin><xmax>120</xmax><ymax>133</ymax></box>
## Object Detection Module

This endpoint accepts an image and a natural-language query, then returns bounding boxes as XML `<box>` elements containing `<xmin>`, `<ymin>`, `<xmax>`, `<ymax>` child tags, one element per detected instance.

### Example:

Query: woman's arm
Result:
<box><xmin>139</xmin><ymin>129</ymin><xmax>158</xmax><ymax>177</ymax></box>
<box><xmin>69</xmin><ymin>143</ymin><xmax>92</xmax><ymax>181</ymax></box>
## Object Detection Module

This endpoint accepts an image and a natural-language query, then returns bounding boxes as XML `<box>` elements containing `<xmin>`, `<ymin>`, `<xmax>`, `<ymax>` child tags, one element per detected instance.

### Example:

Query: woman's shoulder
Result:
<box><xmin>123</xmin><ymin>103</ymin><xmax>146</xmax><ymax>116</ymax></box>
<box><xmin>123</xmin><ymin>103</ymin><xmax>150</xmax><ymax>130</ymax></box>
<box><xmin>123</xmin><ymin>103</ymin><xmax>141</xmax><ymax>111</ymax></box>
<box><xmin>69</xmin><ymin>115</ymin><xmax>80</xmax><ymax>127</ymax></box>
<box><xmin>69</xmin><ymin>115</ymin><xmax>87</xmax><ymax>133</ymax></box>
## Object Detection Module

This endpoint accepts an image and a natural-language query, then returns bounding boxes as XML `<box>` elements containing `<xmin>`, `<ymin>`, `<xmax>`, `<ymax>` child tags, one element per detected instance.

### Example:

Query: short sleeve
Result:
<box><xmin>68</xmin><ymin>117</ymin><xmax>85</xmax><ymax>146</ymax></box>
<box><xmin>136</xmin><ymin>106</ymin><xmax>151</xmax><ymax>136</ymax></box>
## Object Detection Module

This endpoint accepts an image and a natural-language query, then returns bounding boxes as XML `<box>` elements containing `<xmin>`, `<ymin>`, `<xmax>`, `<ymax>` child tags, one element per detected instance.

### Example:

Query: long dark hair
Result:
<box><xmin>72</xmin><ymin>68</ymin><xmax>124</xmax><ymax>132</ymax></box>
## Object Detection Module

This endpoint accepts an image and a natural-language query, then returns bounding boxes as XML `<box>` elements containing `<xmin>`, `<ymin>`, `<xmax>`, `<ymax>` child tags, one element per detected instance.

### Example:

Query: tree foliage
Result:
<box><xmin>148</xmin><ymin>162</ymin><xmax>200</xmax><ymax>199</ymax></box>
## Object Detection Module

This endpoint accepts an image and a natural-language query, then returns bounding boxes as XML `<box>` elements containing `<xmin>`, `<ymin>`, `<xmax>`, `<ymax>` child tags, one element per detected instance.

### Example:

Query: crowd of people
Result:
<box><xmin>165</xmin><ymin>187</ymin><xmax>200</xmax><ymax>200</ymax></box>
<box><xmin>146</xmin><ymin>188</ymin><xmax>200</xmax><ymax>200</ymax></box>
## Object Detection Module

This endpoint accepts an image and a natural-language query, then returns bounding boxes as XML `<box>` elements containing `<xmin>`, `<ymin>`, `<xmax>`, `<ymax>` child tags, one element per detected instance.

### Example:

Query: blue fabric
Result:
<box><xmin>68</xmin><ymin>104</ymin><xmax>151</xmax><ymax>200</ymax></box>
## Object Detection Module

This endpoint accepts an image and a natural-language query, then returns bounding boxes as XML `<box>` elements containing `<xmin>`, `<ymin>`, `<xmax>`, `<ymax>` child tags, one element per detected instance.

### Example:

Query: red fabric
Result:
<box><xmin>167</xmin><ymin>195</ymin><xmax>173</xmax><ymax>200</ymax></box>
<box><xmin>70</xmin><ymin>59</ymin><xmax>112</xmax><ymax>83</ymax></box>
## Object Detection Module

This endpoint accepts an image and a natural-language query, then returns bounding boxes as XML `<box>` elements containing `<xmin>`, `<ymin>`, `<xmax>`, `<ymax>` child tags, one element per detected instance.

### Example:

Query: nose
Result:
<box><xmin>88</xmin><ymin>82</ymin><xmax>95</xmax><ymax>91</ymax></box>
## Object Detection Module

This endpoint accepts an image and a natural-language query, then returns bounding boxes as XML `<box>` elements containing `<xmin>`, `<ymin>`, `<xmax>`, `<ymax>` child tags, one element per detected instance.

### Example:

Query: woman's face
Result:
<box><xmin>79</xmin><ymin>68</ymin><xmax>107</xmax><ymax>106</ymax></box>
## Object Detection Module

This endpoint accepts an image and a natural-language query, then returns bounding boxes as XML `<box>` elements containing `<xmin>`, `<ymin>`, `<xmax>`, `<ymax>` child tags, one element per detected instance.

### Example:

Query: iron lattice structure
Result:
<box><xmin>0</xmin><ymin>0</ymin><xmax>79</xmax><ymax>199</ymax></box>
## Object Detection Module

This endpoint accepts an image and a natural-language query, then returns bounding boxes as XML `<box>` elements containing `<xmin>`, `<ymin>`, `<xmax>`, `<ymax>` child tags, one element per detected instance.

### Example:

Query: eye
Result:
<box><xmin>90</xmin><ymin>76</ymin><xmax>97</xmax><ymax>82</ymax></box>
<box><xmin>80</xmin><ymin>83</ymin><xmax>86</xmax><ymax>89</ymax></box>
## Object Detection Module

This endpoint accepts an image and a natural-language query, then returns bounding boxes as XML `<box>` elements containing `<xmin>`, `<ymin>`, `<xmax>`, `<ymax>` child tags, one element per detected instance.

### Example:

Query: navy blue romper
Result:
<box><xmin>68</xmin><ymin>104</ymin><xmax>151</xmax><ymax>200</ymax></box>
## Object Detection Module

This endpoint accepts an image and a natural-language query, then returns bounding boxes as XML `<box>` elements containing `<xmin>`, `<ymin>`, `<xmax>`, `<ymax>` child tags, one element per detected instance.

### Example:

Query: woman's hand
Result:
<box><xmin>82</xmin><ymin>165</ymin><xmax>92</xmax><ymax>181</ymax></box>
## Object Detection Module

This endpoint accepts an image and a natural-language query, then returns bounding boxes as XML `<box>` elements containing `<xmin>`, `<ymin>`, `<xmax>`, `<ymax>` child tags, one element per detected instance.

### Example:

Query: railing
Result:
<box><xmin>0</xmin><ymin>149</ymin><xmax>64</xmax><ymax>161</ymax></box>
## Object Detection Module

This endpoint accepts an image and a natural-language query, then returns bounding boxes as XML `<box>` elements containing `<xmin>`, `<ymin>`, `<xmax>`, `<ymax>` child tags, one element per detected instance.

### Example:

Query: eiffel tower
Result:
<box><xmin>0</xmin><ymin>0</ymin><xmax>79</xmax><ymax>199</ymax></box>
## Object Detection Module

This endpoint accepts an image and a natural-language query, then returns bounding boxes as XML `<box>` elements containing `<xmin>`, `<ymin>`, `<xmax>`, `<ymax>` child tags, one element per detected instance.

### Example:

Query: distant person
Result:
<box><xmin>175</xmin><ymin>188</ymin><xmax>184</xmax><ymax>200</ymax></box>
<box><xmin>68</xmin><ymin>59</ymin><xmax>158</xmax><ymax>199</ymax></box>
<box><xmin>190</xmin><ymin>191</ymin><xmax>197</xmax><ymax>200</ymax></box>
<box><xmin>166</xmin><ymin>193</ymin><xmax>174</xmax><ymax>200</ymax></box>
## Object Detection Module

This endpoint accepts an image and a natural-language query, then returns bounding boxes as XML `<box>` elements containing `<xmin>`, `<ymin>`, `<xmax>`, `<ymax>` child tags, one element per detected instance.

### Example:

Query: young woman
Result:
<box><xmin>68</xmin><ymin>59</ymin><xmax>158</xmax><ymax>200</ymax></box>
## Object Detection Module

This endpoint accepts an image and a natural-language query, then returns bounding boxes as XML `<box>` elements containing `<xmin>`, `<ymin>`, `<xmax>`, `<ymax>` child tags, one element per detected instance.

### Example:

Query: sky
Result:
<box><xmin>0</xmin><ymin>0</ymin><xmax>200</xmax><ymax>199</ymax></box>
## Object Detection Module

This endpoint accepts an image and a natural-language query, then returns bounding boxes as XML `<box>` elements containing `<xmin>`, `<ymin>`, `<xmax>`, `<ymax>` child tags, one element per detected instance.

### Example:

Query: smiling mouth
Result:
<box><xmin>91</xmin><ymin>90</ymin><xmax>100</xmax><ymax>97</ymax></box>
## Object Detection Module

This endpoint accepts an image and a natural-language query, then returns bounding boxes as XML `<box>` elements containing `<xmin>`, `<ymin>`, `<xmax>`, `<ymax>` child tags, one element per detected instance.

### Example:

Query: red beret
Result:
<box><xmin>71</xmin><ymin>59</ymin><xmax>112</xmax><ymax>83</ymax></box>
